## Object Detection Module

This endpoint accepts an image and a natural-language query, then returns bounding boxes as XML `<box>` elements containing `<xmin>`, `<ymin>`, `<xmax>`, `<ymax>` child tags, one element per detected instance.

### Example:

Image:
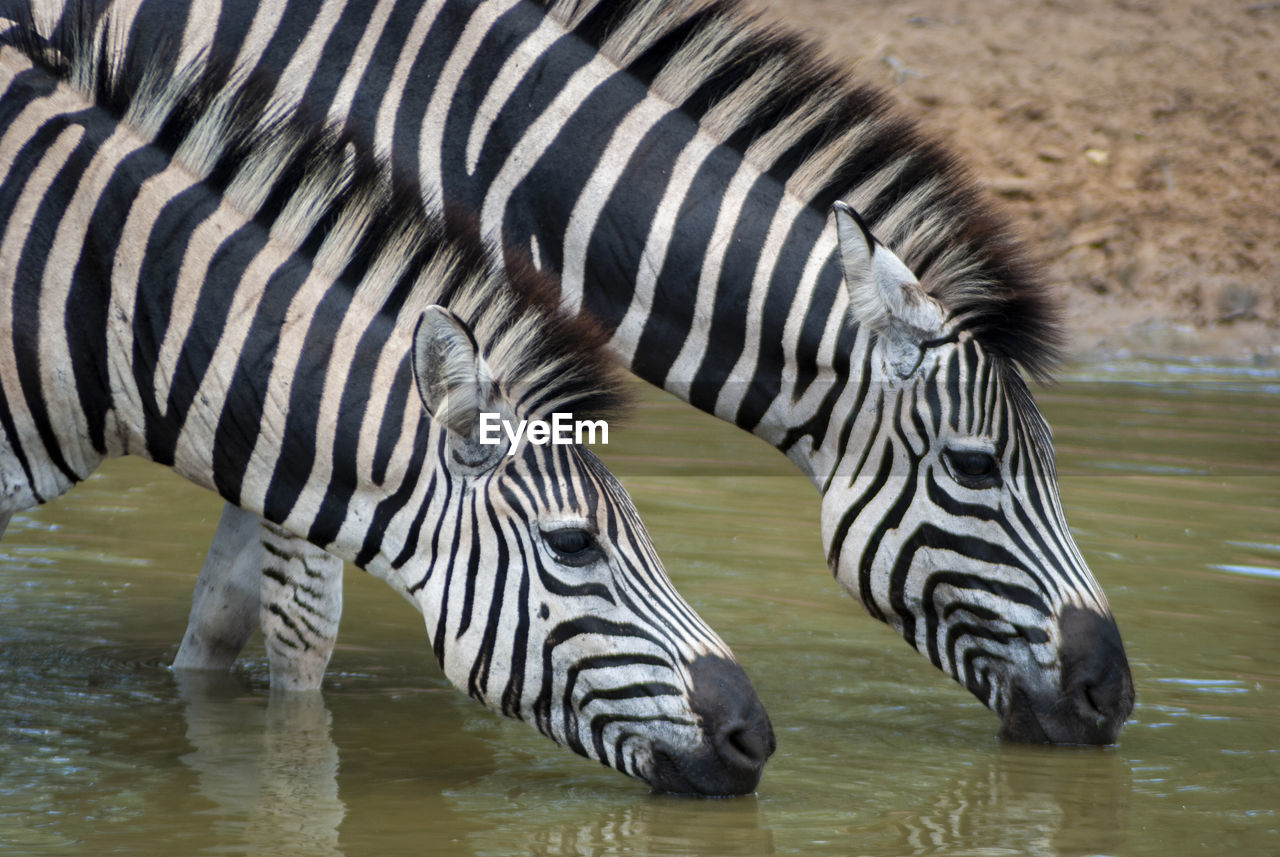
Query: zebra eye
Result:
<box><xmin>542</xmin><ymin>528</ymin><xmax>603</xmax><ymax>566</ymax></box>
<box><xmin>944</xmin><ymin>449</ymin><xmax>1001</xmax><ymax>488</ymax></box>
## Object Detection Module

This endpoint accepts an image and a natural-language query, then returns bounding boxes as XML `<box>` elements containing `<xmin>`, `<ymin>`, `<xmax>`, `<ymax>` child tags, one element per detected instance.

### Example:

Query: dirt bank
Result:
<box><xmin>753</xmin><ymin>0</ymin><xmax>1280</xmax><ymax>364</ymax></box>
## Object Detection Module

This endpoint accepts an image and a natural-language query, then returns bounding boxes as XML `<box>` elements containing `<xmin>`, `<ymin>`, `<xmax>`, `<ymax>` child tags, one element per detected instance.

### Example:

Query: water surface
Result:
<box><xmin>1</xmin><ymin>364</ymin><xmax>1276</xmax><ymax>856</ymax></box>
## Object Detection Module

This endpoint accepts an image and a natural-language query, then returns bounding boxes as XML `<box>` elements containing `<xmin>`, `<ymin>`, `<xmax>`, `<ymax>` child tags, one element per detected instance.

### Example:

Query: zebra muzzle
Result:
<box><xmin>1000</xmin><ymin>606</ymin><xmax>1135</xmax><ymax>745</ymax></box>
<box><xmin>648</xmin><ymin>655</ymin><xmax>776</xmax><ymax>796</ymax></box>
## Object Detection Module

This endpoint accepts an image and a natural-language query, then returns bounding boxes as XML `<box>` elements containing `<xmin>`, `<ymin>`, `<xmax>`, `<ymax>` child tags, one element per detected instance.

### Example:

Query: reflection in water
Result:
<box><xmin>518</xmin><ymin>798</ymin><xmax>774</xmax><ymax>857</ymax></box>
<box><xmin>175</xmin><ymin>673</ymin><xmax>346</xmax><ymax>857</ymax></box>
<box><xmin>446</xmin><ymin>764</ymin><xmax>776</xmax><ymax>857</ymax></box>
<box><xmin>891</xmin><ymin>747</ymin><xmax>1132</xmax><ymax>857</ymax></box>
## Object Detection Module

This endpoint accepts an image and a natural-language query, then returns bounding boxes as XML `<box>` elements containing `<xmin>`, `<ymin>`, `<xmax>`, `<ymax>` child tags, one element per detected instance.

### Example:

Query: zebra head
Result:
<box><xmin>403</xmin><ymin>306</ymin><xmax>774</xmax><ymax>794</ymax></box>
<box><xmin>821</xmin><ymin>203</ymin><xmax>1134</xmax><ymax>744</ymax></box>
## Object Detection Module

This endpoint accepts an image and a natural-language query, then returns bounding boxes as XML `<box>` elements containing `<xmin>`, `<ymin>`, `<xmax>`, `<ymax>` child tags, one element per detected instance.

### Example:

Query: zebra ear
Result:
<box><xmin>411</xmin><ymin>306</ymin><xmax>495</xmax><ymax>438</ymax></box>
<box><xmin>834</xmin><ymin>201</ymin><xmax>945</xmax><ymax>377</ymax></box>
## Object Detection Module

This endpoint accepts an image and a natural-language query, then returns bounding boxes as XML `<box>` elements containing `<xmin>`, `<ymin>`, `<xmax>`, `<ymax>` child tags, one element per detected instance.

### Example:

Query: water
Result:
<box><xmin>1</xmin><ymin>364</ymin><xmax>1277</xmax><ymax>856</ymax></box>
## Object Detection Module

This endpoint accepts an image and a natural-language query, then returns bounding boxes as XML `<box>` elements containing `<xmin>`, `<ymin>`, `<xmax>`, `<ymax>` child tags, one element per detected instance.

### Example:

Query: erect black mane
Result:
<box><xmin>540</xmin><ymin>0</ymin><xmax>1063</xmax><ymax>378</ymax></box>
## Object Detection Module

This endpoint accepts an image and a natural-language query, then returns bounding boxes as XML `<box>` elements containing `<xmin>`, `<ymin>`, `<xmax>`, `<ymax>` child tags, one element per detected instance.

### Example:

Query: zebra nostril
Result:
<box><xmin>717</xmin><ymin>720</ymin><xmax>773</xmax><ymax>769</ymax></box>
<box><xmin>1076</xmin><ymin>681</ymin><xmax>1120</xmax><ymax>730</ymax></box>
<box><xmin>1082</xmin><ymin>683</ymin><xmax>1104</xmax><ymax>716</ymax></box>
<box><xmin>1059</xmin><ymin>606</ymin><xmax>1135</xmax><ymax>723</ymax></box>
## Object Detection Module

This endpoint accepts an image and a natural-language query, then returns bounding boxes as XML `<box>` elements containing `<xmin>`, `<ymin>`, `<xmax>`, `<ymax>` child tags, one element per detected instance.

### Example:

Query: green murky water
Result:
<box><xmin>1</xmin><ymin>363</ymin><xmax>1277</xmax><ymax>856</ymax></box>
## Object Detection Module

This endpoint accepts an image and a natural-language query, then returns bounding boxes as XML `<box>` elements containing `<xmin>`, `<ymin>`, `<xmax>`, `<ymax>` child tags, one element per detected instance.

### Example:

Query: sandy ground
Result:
<box><xmin>751</xmin><ymin>0</ymin><xmax>1280</xmax><ymax>364</ymax></box>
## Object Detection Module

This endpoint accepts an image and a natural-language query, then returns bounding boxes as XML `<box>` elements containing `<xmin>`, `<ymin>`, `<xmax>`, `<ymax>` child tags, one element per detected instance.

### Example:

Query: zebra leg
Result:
<box><xmin>174</xmin><ymin>504</ymin><xmax>270</xmax><ymax>672</ymax></box>
<box><xmin>257</xmin><ymin>520</ymin><xmax>343</xmax><ymax>692</ymax></box>
<box><xmin>174</xmin><ymin>505</ymin><xmax>343</xmax><ymax>690</ymax></box>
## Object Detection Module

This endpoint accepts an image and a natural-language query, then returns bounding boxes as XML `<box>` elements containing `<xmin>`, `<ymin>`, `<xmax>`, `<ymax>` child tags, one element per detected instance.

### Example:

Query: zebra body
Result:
<box><xmin>17</xmin><ymin>0</ymin><xmax>1135</xmax><ymax>743</ymax></box>
<box><xmin>0</xmin><ymin>16</ymin><xmax>775</xmax><ymax>793</ymax></box>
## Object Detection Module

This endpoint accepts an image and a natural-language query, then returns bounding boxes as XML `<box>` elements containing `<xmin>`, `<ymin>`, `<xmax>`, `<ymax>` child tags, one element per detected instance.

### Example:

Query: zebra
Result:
<box><xmin>0</xmin><ymin>11</ymin><xmax>776</xmax><ymax>794</ymax></box>
<box><xmin>22</xmin><ymin>0</ymin><xmax>1137</xmax><ymax>744</ymax></box>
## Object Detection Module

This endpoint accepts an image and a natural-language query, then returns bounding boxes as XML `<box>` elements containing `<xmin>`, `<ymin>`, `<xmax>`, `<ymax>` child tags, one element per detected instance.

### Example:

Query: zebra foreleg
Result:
<box><xmin>174</xmin><ymin>505</ymin><xmax>343</xmax><ymax>690</ymax></box>
<box><xmin>256</xmin><ymin>520</ymin><xmax>343</xmax><ymax>692</ymax></box>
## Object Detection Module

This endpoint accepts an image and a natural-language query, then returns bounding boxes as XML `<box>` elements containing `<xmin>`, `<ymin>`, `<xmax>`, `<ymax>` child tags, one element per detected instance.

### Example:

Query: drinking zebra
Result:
<box><xmin>15</xmin><ymin>0</ymin><xmax>1136</xmax><ymax>744</ymax></box>
<box><xmin>0</xmin><ymin>12</ymin><xmax>775</xmax><ymax>794</ymax></box>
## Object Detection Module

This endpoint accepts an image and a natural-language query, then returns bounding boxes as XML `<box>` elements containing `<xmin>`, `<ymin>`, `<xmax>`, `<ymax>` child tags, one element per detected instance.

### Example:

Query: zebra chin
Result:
<box><xmin>641</xmin><ymin>656</ymin><xmax>776</xmax><ymax>796</ymax></box>
<box><xmin>997</xmin><ymin>606</ymin><xmax>1136</xmax><ymax>745</ymax></box>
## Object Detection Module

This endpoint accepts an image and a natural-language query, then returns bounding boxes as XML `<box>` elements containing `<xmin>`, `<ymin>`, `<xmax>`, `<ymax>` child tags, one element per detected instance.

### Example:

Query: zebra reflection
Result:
<box><xmin>175</xmin><ymin>673</ymin><xmax>345</xmax><ymax>857</ymax></box>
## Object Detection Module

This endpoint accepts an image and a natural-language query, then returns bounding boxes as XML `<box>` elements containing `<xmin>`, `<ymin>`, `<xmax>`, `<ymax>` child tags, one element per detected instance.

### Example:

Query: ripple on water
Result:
<box><xmin>1209</xmin><ymin>563</ymin><xmax>1280</xmax><ymax>581</ymax></box>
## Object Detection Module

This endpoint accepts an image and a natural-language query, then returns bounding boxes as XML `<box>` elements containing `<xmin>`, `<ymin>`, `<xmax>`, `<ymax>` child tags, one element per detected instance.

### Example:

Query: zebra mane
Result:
<box><xmin>542</xmin><ymin>0</ymin><xmax>1063</xmax><ymax>378</ymax></box>
<box><xmin>5</xmin><ymin>2</ymin><xmax>626</xmax><ymax>422</ymax></box>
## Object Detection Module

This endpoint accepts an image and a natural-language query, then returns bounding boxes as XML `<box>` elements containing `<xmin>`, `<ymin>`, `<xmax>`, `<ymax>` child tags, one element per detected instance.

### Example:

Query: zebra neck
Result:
<box><xmin>111</xmin><ymin>207</ymin><xmax>431</xmax><ymax>574</ymax></box>
<box><xmin>399</xmin><ymin>2</ymin><xmax>862</xmax><ymax>477</ymax></box>
<box><xmin>117</xmin><ymin>233</ymin><xmax>430</xmax><ymax>575</ymax></box>
<box><xmin>610</xmin><ymin>211</ymin><xmax>856</xmax><ymax>483</ymax></box>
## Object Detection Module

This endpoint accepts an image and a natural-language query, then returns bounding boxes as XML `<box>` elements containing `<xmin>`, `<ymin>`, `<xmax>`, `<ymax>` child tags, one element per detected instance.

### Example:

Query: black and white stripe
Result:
<box><xmin>18</xmin><ymin>0</ymin><xmax>1136</xmax><ymax>743</ymax></box>
<box><xmin>0</xmin><ymin>13</ymin><xmax>774</xmax><ymax>793</ymax></box>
